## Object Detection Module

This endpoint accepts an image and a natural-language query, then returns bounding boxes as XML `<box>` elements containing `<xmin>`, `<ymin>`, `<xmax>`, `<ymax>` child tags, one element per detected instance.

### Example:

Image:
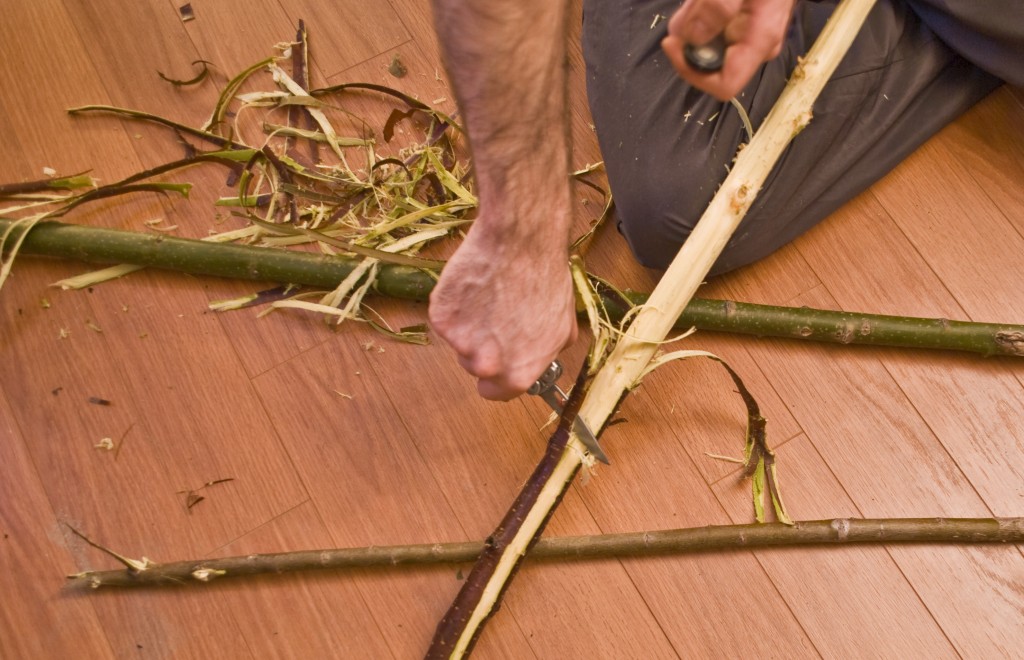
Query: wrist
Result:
<box><xmin>474</xmin><ymin>161</ymin><xmax>572</xmax><ymax>241</ymax></box>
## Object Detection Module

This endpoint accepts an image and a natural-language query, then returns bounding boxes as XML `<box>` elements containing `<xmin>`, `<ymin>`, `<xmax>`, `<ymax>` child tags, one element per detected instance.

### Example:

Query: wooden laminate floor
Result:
<box><xmin>2</xmin><ymin>1</ymin><xmax>1023</xmax><ymax>657</ymax></box>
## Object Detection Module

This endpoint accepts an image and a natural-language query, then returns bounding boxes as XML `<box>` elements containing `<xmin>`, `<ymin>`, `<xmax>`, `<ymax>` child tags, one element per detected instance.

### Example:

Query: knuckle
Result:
<box><xmin>508</xmin><ymin>370</ymin><xmax>538</xmax><ymax>394</ymax></box>
<box><xmin>467</xmin><ymin>346</ymin><xmax>502</xmax><ymax>380</ymax></box>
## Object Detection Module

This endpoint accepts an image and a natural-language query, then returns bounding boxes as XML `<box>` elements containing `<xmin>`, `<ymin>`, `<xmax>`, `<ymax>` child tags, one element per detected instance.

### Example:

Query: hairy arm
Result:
<box><xmin>428</xmin><ymin>0</ymin><xmax>577</xmax><ymax>400</ymax></box>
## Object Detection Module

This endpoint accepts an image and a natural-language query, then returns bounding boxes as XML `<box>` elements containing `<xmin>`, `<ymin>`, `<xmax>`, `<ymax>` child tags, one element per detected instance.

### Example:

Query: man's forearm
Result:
<box><xmin>430</xmin><ymin>0</ymin><xmax>573</xmax><ymax>239</ymax></box>
<box><xmin>427</xmin><ymin>0</ymin><xmax>579</xmax><ymax>400</ymax></box>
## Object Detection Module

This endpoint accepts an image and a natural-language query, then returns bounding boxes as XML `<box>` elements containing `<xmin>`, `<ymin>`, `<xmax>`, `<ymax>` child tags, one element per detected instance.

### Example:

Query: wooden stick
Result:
<box><xmin>66</xmin><ymin>517</ymin><xmax>1024</xmax><ymax>589</ymax></box>
<box><xmin>433</xmin><ymin>1</ymin><xmax>879</xmax><ymax>655</ymax></box>
<box><xmin>579</xmin><ymin>0</ymin><xmax>879</xmax><ymax>440</ymax></box>
<box><xmin>5</xmin><ymin>218</ymin><xmax>1024</xmax><ymax>357</ymax></box>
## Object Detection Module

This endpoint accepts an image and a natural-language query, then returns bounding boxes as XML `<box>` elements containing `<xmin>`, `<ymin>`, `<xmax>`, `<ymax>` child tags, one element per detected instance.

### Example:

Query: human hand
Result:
<box><xmin>428</xmin><ymin>221</ymin><xmax>578</xmax><ymax>401</ymax></box>
<box><xmin>661</xmin><ymin>0</ymin><xmax>796</xmax><ymax>100</ymax></box>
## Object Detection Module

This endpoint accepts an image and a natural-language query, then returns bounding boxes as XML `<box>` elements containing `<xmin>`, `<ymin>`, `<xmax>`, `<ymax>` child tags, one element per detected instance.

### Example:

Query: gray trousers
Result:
<box><xmin>582</xmin><ymin>0</ymin><xmax>1018</xmax><ymax>274</ymax></box>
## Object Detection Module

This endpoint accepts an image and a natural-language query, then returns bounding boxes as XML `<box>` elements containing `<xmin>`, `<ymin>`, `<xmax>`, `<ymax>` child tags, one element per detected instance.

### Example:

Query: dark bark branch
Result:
<box><xmin>426</xmin><ymin>361</ymin><xmax>589</xmax><ymax>658</ymax></box>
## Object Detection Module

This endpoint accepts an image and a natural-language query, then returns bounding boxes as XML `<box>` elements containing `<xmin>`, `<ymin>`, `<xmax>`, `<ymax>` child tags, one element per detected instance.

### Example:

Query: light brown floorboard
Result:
<box><xmin>170</xmin><ymin>0</ymin><xmax>305</xmax><ymax>79</ymax></box>
<box><xmin>799</xmin><ymin>191</ymin><xmax>1024</xmax><ymax>518</ymax></box>
<box><xmin>0</xmin><ymin>1</ymin><xmax>164</xmax><ymax>190</ymax></box>
<box><xmin>871</xmin><ymin>125</ymin><xmax>1024</xmax><ymax>326</ymax></box>
<box><xmin>210</xmin><ymin>502</ymin><xmax>396</xmax><ymax>659</ymax></box>
<box><xmin>944</xmin><ymin>88</ymin><xmax>1024</xmax><ymax>237</ymax></box>
<box><xmin>713</xmin><ymin>437</ymin><xmax>958</xmax><ymax>658</ymax></box>
<box><xmin>748</xmin><ymin>284</ymin><xmax>1023</xmax><ymax>656</ymax></box>
<box><xmin>60</xmin><ymin>0</ymin><xmax>219</xmax><ymax>158</ymax></box>
<box><xmin>2</xmin><ymin>0</ymin><xmax>1023</xmax><ymax>657</ymax></box>
<box><xmin>696</xmin><ymin>136</ymin><xmax>1024</xmax><ymax>651</ymax></box>
<box><xmin>1010</xmin><ymin>85</ymin><xmax>1024</xmax><ymax>109</ymax></box>
<box><xmin>0</xmin><ymin>387</ymin><xmax>114</xmax><ymax>659</ymax></box>
<box><xmin>249</xmin><ymin>329</ymin><xmax>539</xmax><ymax>657</ymax></box>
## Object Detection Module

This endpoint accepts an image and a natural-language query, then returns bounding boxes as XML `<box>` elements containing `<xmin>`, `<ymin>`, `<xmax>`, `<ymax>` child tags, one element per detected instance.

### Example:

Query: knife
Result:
<box><xmin>528</xmin><ymin>360</ymin><xmax>610</xmax><ymax>465</ymax></box>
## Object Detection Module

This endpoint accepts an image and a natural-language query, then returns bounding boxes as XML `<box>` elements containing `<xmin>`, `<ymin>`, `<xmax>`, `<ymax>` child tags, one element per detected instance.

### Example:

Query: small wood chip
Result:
<box><xmin>387</xmin><ymin>53</ymin><xmax>407</xmax><ymax>78</ymax></box>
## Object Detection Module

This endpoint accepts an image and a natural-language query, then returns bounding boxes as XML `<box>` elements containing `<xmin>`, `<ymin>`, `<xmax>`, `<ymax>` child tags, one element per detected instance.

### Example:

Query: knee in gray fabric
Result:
<box><xmin>614</xmin><ymin>177</ymin><xmax>782</xmax><ymax>276</ymax></box>
<box><xmin>611</xmin><ymin>161</ymin><xmax>719</xmax><ymax>271</ymax></box>
<box><xmin>617</xmin><ymin>214</ymin><xmax>686</xmax><ymax>271</ymax></box>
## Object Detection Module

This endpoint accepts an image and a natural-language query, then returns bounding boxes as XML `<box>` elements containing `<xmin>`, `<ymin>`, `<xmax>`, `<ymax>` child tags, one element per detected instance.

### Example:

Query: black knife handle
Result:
<box><xmin>684</xmin><ymin>33</ymin><xmax>727</xmax><ymax>72</ymax></box>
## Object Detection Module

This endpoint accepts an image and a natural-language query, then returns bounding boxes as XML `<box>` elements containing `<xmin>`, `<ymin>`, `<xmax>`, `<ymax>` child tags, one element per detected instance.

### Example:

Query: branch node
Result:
<box><xmin>191</xmin><ymin>567</ymin><xmax>226</xmax><ymax>582</ymax></box>
<box><xmin>830</xmin><ymin>518</ymin><xmax>851</xmax><ymax>541</ymax></box>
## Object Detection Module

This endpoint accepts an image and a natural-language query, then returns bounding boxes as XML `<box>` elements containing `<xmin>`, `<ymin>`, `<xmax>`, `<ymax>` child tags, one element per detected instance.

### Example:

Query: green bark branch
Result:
<box><xmin>4</xmin><ymin>218</ymin><xmax>1023</xmax><ymax>357</ymax></box>
<box><xmin>66</xmin><ymin>517</ymin><xmax>1024</xmax><ymax>590</ymax></box>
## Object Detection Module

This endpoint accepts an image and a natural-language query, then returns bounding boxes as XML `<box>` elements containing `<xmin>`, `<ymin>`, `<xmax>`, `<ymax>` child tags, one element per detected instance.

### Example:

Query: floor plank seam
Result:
<box><xmin>861</xmin><ymin>191</ymin><xmax>969</xmax><ymax>323</ymax></box>
<box><xmin>705</xmin><ymin>478</ymin><xmax>826</xmax><ymax>659</ymax></box>
<box><xmin>793</xmin><ymin>196</ymin><xmax>1007</xmax><ymax>517</ymax></box>
<box><xmin>746</xmin><ymin>552</ymin><xmax>827</xmax><ymax>659</ymax></box>
<box><xmin>300</xmin><ymin>500</ymin><xmax>404</xmax><ymax>660</ymax></box>
<box><xmin>203</xmin><ymin>497</ymin><xmax>312</xmax><ymax>557</ymax></box>
<box><xmin>1007</xmin><ymin>86</ymin><xmax>1024</xmax><ymax>111</ymax></box>
<box><xmin>798</xmin><ymin>394</ymin><xmax>977</xmax><ymax>656</ymax></box>
<box><xmin>604</xmin><ymin>560</ymin><xmax>685</xmax><ymax>660</ymax></box>
<box><xmin>880</xmin><ymin>542</ymin><xmax>966</xmax><ymax>659</ymax></box>
<box><xmin>225</xmin><ymin>315</ymin><xmax>335</xmax><ymax>381</ymax></box>
<box><xmin>1</xmin><ymin>387</ymin><xmax>121</xmax><ymax>658</ymax></box>
<box><xmin>740</xmin><ymin>340</ymin><xmax>812</xmax><ymax>446</ymax></box>
<box><xmin>328</xmin><ymin>346</ymin><xmax>565</xmax><ymax>655</ymax></box>
<box><xmin>875</xmin><ymin>359</ymin><xmax>998</xmax><ymax>518</ymax></box>
<box><xmin>796</xmin><ymin>437</ymin><xmax>964</xmax><ymax>656</ymax></box>
<box><xmin>330</xmin><ymin>36</ymin><xmax>417</xmax><ymax>81</ymax></box>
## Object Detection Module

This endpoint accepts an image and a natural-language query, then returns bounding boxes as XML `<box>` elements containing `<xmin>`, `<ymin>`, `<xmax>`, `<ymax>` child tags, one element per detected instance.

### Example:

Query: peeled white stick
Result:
<box><xmin>432</xmin><ymin>1</ymin><xmax>880</xmax><ymax>656</ymax></box>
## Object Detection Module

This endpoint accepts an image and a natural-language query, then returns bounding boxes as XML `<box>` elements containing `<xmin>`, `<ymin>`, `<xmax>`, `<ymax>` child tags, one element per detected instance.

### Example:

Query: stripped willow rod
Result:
<box><xmin>427</xmin><ymin>1</ymin><xmax>881</xmax><ymax>656</ymax></box>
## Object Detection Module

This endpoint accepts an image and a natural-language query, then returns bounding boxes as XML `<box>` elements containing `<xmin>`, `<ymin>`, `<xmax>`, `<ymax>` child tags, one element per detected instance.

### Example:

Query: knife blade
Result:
<box><xmin>528</xmin><ymin>361</ymin><xmax>610</xmax><ymax>465</ymax></box>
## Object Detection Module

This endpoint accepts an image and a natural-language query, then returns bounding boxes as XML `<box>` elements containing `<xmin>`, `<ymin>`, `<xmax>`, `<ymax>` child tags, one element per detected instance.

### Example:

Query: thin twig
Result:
<box><xmin>65</xmin><ymin>517</ymin><xmax>1024</xmax><ymax>589</ymax></box>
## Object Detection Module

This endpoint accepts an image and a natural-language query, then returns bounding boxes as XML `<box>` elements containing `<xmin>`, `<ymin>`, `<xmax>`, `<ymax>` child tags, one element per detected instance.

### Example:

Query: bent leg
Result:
<box><xmin>906</xmin><ymin>0</ymin><xmax>1024</xmax><ymax>86</ymax></box>
<box><xmin>582</xmin><ymin>0</ymin><xmax>1003</xmax><ymax>275</ymax></box>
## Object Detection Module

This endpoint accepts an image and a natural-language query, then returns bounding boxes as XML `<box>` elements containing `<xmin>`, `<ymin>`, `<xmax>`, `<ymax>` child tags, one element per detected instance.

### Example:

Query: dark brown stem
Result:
<box><xmin>426</xmin><ymin>361</ymin><xmax>589</xmax><ymax>658</ymax></box>
<box><xmin>287</xmin><ymin>20</ymin><xmax>319</xmax><ymax>164</ymax></box>
<box><xmin>0</xmin><ymin>173</ymin><xmax>96</xmax><ymax>197</ymax></box>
